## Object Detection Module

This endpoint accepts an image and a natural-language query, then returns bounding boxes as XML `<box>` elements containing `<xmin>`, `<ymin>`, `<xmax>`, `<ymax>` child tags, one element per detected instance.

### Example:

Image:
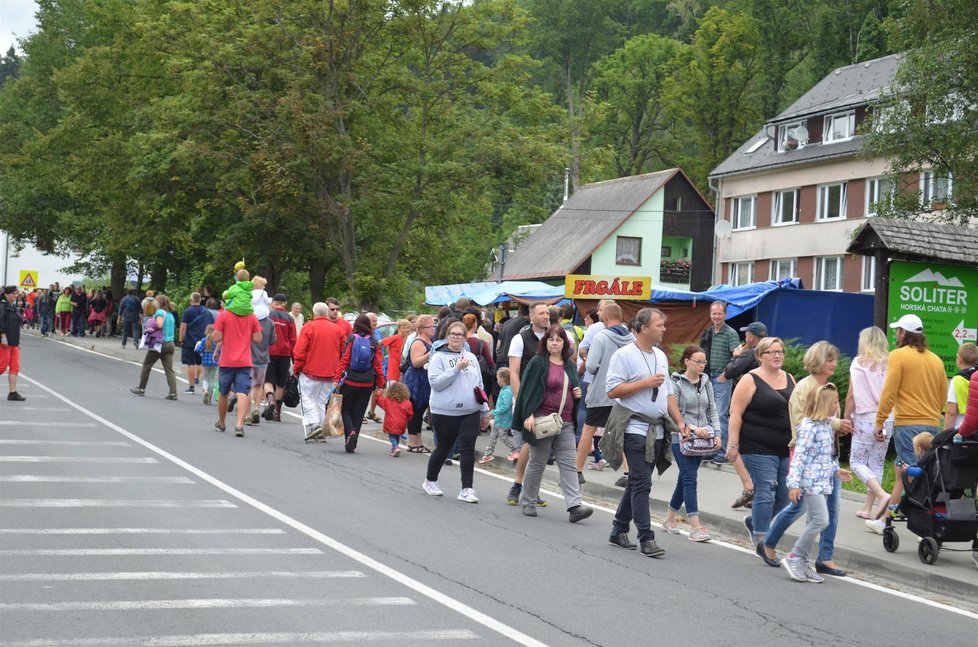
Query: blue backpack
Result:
<box><xmin>345</xmin><ymin>334</ymin><xmax>377</xmax><ymax>383</ymax></box>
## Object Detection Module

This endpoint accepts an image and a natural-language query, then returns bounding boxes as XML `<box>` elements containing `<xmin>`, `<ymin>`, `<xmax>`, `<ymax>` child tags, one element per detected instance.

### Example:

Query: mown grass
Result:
<box><xmin>840</xmin><ymin>457</ymin><xmax>895</xmax><ymax>495</ymax></box>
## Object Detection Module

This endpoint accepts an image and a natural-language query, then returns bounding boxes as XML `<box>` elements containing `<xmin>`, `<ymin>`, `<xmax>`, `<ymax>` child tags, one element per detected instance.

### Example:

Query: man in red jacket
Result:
<box><xmin>262</xmin><ymin>294</ymin><xmax>298</xmax><ymax>422</ymax></box>
<box><xmin>292</xmin><ymin>302</ymin><xmax>345</xmax><ymax>440</ymax></box>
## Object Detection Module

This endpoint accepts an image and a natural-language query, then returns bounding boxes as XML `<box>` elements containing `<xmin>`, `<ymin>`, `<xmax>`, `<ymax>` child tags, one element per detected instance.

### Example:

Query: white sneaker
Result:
<box><xmin>422</xmin><ymin>480</ymin><xmax>443</xmax><ymax>496</ymax></box>
<box><xmin>457</xmin><ymin>487</ymin><xmax>479</xmax><ymax>503</ymax></box>
<box><xmin>865</xmin><ymin>519</ymin><xmax>885</xmax><ymax>535</ymax></box>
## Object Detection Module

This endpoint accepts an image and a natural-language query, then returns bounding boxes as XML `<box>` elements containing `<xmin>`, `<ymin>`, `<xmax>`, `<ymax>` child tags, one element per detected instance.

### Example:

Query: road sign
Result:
<box><xmin>18</xmin><ymin>270</ymin><xmax>38</xmax><ymax>289</ymax></box>
<box><xmin>887</xmin><ymin>261</ymin><xmax>978</xmax><ymax>373</ymax></box>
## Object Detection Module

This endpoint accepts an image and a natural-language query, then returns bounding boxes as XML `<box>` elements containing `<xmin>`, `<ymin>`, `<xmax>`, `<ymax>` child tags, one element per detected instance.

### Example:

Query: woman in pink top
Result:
<box><xmin>843</xmin><ymin>327</ymin><xmax>893</xmax><ymax>527</ymax></box>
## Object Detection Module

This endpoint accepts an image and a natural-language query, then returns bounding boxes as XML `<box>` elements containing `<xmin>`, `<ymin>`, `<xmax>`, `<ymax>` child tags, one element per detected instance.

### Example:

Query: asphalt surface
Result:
<box><xmin>1</xmin><ymin>333</ymin><xmax>976</xmax><ymax>646</ymax></box>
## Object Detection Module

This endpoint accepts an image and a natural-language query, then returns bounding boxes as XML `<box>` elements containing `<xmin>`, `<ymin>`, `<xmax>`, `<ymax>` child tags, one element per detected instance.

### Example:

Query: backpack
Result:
<box><xmin>123</xmin><ymin>296</ymin><xmax>141</xmax><ymax>316</ymax></box>
<box><xmin>469</xmin><ymin>338</ymin><xmax>495</xmax><ymax>390</ymax></box>
<box><xmin>344</xmin><ymin>334</ymin><xmax>377</xmax><ymax>383</ymax></box>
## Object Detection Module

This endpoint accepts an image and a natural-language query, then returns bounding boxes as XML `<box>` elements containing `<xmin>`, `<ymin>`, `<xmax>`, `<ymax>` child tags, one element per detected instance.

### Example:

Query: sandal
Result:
<box><xmin>407</xmin><ymin>445</ymin><xmax>432</xmax><ymax>454</ymax></box>
<box><xmin>731</xmin><ymin>488</ymin><xmax>755</xmax><ymax>509</ymax></box>
<box><xmin>367</xmin><ymin>413</ymin><xmax>383</xmax><ymax>423</ymax></box>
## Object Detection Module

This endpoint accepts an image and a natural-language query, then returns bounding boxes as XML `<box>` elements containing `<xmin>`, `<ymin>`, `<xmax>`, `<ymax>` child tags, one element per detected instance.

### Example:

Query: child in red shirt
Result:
<box><xmin>376</xmin><ymin>382</ymin><xmax>414</xmax><ymax>457</ymax></box>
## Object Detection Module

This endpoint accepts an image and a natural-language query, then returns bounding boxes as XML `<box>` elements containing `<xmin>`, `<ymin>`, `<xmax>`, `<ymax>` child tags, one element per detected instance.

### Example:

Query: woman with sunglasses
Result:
<box><xmin>727</xmin><ymin>336</ymin><xmax>795</xmax><ymax>548</ymax></box>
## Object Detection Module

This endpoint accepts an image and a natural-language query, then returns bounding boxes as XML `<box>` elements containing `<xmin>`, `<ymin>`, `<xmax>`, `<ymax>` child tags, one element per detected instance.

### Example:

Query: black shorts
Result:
<box><xmin>265</xmin><ymin>355</ymin><xmax>292</xmax><ymax>388</ymax></box>
<box><xmin>584</xmin><ymin>405</ymin><xmax>612</xmax><ymax>427</ymax></box>
<box><xmin>180</xmin><ymin>344</ymin><xmax>202</xmax><ymax>366</ymax></box>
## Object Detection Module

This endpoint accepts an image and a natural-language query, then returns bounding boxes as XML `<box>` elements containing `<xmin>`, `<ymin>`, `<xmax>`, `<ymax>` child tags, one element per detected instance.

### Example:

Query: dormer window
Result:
<box><xmin>777</xmin><ymin>122</ymin><xmax>808</xmax><ymax>152</ymax></box>
<box><xmin>823</xmin><ymin>110</ymin><xmax>855</xmax><ymax>143</ymax></box>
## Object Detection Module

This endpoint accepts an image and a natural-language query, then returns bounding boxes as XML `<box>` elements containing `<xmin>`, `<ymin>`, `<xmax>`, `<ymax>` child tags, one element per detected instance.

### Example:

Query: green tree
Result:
<box><xmin>865</xmin><ymin>0</ymin><xmax>978</xmax><ymax>225</ymax></box>
<box><xmin>0</xmin><ymin>46</ymin><xmax>20</xmax><ymax>85</ymax></box>
<box><xmin>591</xmin><ymin>33</ymin><xmax>685</xmax><ymax>176</ymax></box>
<box><xmin>663</xmin><ymin>6</ymin><xmax>762</xmax><ymax>190</ymax></box>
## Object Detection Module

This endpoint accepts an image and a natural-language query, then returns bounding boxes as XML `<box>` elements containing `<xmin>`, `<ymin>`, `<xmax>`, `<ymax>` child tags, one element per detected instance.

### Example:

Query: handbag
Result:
<box><xmin>323</xmin><ymin>393</ymin><xmax>344</xmax><ymax>437</ymax></box>
<box><xmin>283</xmin><ymin>374</ymin><xmax>300</xmax><ymax>408</ymax></box>
<box><xmin>680</xmin><ymin>425</ymin><xmax>717</xmax><ymax>457</ymax></box>
<box><xmin>473</xmin><ymin>386</ymin><xmax>489</xmax><ymax>405</ymax></box>
<box><xmin>532</xmin><ymin>370</ymin><xmax>568</xmax><ymax>440</ymax></box>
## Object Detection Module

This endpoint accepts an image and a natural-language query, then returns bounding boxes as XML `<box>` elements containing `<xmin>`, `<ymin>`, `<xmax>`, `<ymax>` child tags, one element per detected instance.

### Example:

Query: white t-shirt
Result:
<box><xmin>604</xmin><ymin>343</ymin><xmax>672</xmax><ymax>438</ymax></box>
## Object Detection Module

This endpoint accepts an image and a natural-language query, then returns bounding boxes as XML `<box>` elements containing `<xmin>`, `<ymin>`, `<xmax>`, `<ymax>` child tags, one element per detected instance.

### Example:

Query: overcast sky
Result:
<box><xmin>0</xmin><ymin>0</ymin><xmax>38</xmax><ymax>54</ymax></box>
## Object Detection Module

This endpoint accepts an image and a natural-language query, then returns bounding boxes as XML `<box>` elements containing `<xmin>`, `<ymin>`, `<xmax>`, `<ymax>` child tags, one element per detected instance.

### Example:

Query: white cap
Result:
<box><xmin>889</xmin><ymin>314</ymin><xmax>923</xmax><ymax>333</ymax></box>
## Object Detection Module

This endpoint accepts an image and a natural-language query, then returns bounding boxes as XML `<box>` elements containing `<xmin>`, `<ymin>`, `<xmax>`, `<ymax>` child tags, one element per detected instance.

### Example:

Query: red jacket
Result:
<box><xmin>381</xmin><ymin>334</ymin><xmax>404</xmax><ymax>381</ymax></box>
<box><xmin>958</xmin><ymin>370</ymin><xmax>978</xmax><ymax>437</ymax></box>
<box><xmin>268</xmin><ymin>306</ymin><xmax>297</xmax><ymax>357</ymax></box>
<box><xmin>376</xmin><ymin>393</ymin><xmax>413</xmax><ymax>435</ymax></box>
<box><xmin>336</xmin><ymin>334</ymin><xmax>385</xmax><ymax>388</ymax></box>
<box><xmin>292</xmin><ymin>317</ymin><xmax>345</xmax><ymax>380</ymax></box>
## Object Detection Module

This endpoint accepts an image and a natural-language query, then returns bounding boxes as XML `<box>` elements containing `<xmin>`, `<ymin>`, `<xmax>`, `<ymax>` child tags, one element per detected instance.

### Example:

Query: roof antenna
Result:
<box><xmin>563</xmin><ymin>167</ymin><xmax>570</xmax><ymax>203</ymax></box>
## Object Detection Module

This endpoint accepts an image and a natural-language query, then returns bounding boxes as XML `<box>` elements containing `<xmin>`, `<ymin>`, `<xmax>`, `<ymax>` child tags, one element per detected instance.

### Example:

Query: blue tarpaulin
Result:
<box><xmin>753</xmin><ymin>289</ymin><xmax>873</xmax><ymax>357</ymax></box>
<box><xmin>424</xmin><ymin>282</ymin><xmax>500</xmax><ymax>306</ymax></box>
<box><xmin>467</xmin><ymin>281</ymin><xmax>565</xmax><ymax>306</ymax></box>
<box><xmin>639</xmin><ymin>278</ymin><xmax>802</xmax><ymax>318</ymax></box>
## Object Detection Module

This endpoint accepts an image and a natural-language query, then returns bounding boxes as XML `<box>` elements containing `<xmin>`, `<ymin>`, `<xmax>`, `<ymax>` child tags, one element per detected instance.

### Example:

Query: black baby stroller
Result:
<box><xmin>881</xmin><ymin>428</ymin><xmax>978</xmax><ymax>565</ymax></box>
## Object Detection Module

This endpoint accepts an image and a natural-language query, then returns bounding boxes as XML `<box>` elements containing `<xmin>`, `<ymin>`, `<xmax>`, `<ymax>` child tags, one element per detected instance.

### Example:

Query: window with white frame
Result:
<box><xmin>814</xmin><ymin>256</ymin><xmax>844</xmax><ymax>291</ymax></box>
<box><xmin>864</xmin><ymin>177</ymin><xmax>893</xmax><ymax>216</ymax></box>
<box><xmin>777</xmin><ymin>121</ymin><xmax>808</xmax><ymax>151</ymax></box>
<box><xmin>861</xmin><ymin>256</ymin><xmax>876</xmax><ymax>292</ymax></box>
<box><xmin>772</xmin><ymin>189</ymin><xmax>799</xmax><ymax>225</ymax></box>
<box><xmin>823</xmin><ymin>110</ymin><xmax>855</xmax><ymax>143</ymax></box>
<box><xmin>615</xmin><ymin>236</ymin><xmax>642</xmax><ymax>266</ymax></box>
<box><xmin>770</xmin><ymin>258</ymin><xmax>796</xmax><ymax>281</ymax></box>
<box><xmin>919</xmin><ymin>170</ymin><xmax>953</xmax><ymax>207</ymax></box>
<box><xmin>816</xmin><ymin>182</ymin><xmax>847</xmax><ymax>220</ymax></box>
<box><xmin>730</xmin><ymin>262</ymin><xmax>754</xmax><ymax>286</ymax></box>
<box><xmin>731</xmin><ymin>195</ymin><xmax>756</xmax><ymax>230</ymax></box>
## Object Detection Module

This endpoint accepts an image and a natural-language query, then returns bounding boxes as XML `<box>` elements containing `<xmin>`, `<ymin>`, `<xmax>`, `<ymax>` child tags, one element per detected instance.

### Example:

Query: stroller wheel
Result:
<box><xmin>882</xmin><ymin>527</ymin><xmax>899</xmax><ymax>553</ymax></box>
<box><xmin>918</xmin><ymin>537</ymin><xmax>939</xmax><ymax>565</ymax></box>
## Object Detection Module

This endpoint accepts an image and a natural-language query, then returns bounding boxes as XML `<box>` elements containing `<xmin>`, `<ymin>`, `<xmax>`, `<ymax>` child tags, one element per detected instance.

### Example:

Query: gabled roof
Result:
<box><xmin>847</xmin><ymin>218</ymin><xmax>978</xmax><ymax>266</ymax></box>
<box><xmin>710</xmin><ymin>53</ymin><xmax>904</xmax><ymax>180</ymax></box>
<box><xmin>499</xmin><ymin>169</ymin><xmax>680</xmax><ymax>280</ymax></box>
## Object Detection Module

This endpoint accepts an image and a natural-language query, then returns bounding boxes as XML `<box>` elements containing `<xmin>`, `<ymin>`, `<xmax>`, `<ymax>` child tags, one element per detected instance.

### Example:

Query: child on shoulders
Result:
<box><xmin>223</xmin><ymin>267</ymin><xmax>254</xmax><ymax>317</ymax></box>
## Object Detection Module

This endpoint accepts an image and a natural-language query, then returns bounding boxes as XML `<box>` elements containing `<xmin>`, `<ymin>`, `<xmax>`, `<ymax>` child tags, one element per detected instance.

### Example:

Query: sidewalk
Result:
<box><xmin>27</xmin><ymin>327</ymin><xmax>978</xmax><ymax>600</ymax></box>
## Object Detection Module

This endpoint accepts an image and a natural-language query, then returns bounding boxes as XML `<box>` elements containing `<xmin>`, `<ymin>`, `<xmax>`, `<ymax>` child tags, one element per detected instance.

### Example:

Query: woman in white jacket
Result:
<box><xmin>423</xmin><ymin>321</ymin><xmax>489</xmax><ymax>502</ymax></box>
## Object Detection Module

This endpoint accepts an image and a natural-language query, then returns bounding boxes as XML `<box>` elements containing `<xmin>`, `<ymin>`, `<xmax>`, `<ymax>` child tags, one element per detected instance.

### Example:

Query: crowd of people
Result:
<box><xmin>4</xmin><ymin>274</ymin><xmax>977</xmax><ymax>576</ymax></box>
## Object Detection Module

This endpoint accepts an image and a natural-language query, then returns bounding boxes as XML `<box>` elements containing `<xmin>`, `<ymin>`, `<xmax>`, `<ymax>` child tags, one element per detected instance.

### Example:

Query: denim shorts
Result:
<box><xmin>218</xmin><ymin>367</ymin><xmax>252</xmax><ymax>396</ymax></box>
<box><xmin>893</xmin><ymin>424</ymin><xmax>939</xmax><ymax>467</ymax></box>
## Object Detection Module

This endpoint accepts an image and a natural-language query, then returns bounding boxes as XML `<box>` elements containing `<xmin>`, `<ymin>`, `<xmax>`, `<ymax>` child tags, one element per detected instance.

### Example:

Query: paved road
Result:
<box><xmin>1</xmin><ymin>335</ymin><xmax>976</xmax><ymax>646</ymax></box>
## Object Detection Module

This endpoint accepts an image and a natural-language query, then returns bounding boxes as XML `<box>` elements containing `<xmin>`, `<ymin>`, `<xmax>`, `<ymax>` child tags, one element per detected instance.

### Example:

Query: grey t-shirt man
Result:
<box><xmin>604</xmin><ymin>342</ymin><xmax>672</xmax><ymax>439</ymax></box>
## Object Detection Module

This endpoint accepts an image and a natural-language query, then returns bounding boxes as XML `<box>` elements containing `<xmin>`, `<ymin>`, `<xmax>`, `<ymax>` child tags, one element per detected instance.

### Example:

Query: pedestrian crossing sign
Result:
<box><xmin>19</xmin><ymin>270</ymin><xmax>38</xmax><ymax>289</ymax></box>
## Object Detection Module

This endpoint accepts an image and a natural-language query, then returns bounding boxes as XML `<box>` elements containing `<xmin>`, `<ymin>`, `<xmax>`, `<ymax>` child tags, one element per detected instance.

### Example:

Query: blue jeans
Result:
<box><xmin>668</xmin><ymin>445</ymin><xmax>703</xmax><ymax>516</ymax></box>
<box><xmin>711</xmin><ymin>377</ymin><xmax>732</xmax><ymax>450</ymax></box>
<box><xmin>575</xmin><ymin>381</ymin><xmax>588</xmax><ymax>443</ymax></box>
<box><xmin>612</xmin><ymin>434</ymin><xmax>662</xmax><ymax>543</ymax></box>
<box><xmin>764</xmin><ymin>475</ymin><xmax>840</xmax><ymax>562</ymax></box>
<box><xmin>741</xmin><ymin>453</ymin><xmax>789</xmax><ymax>541</ymax></box>
<box><xmin>893</xmin><ymin>424</ymin><xmax>939</xmax><ymax>467</ymax></box>
<box><xmin>40</xmin><ymin>314</ymin><xmax>53</xmax><ymax>335</ymax></box>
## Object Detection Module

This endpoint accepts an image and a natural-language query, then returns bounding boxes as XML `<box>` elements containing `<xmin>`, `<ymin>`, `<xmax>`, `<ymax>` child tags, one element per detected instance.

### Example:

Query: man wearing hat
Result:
<box><xmin>0</xmin><ymin>286</ymin><xmax>26</xmax><ymax>401</ymax></box>
<box><xmin>262</xmin><ymin>293</ymin><xmax>297</xmax><ymax>422</ymax></box>
<box><xmin>874</xmin><ymin>313</ymin><xmax>947</xmax><ymax>517</ymax></box>
<box><xmin>723</xmin><ymin>321</ymin><xmax>769</xmax><ymax>382</ymax></box>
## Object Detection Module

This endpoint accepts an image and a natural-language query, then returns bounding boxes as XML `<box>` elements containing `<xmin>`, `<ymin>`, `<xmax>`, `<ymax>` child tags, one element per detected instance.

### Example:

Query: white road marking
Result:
<box><xmin>0</xmin><ymin>456</ymin><xmax>159</xmax><ymax>463</ymax></box>
<box><xmin>0</xmin><ymin>476</ymin><xmax>194</xmax><ymax>484</ymax></box>
<box><xmin>0</xmin><ymin>439</ymin><xmax>130</xmax><ymax>446</ymax></box>
<box><xmin>0</xmin><ymin>407</ymin><xmax>69</xmax><ymax>411</ymax></box>
<box><xmin>0</xmin><ymin>597</ymin><xmax>415</xmax><ymax>612</ymax></box>
<box><xmin>0</xmin><ymin>421</ymin><xmax>96</xmax><ymax>427</ymax></box>
<box><xmin>0</xmin><ymin>630</ymin><xmax>478</xmax><ymax>646</ymax></box>
<box><xmin>0</xmin><ymin>499</ymin><xmax>237</xmax><ymax>508</ymax></box>
<box><xmin>0</xmin><ymin>570</ymin><xmax>365</xmax><ymax>581</ymax></box>
<box><xmin>0</xmin><ymin>528</ymin><xmax>283</xmax><ymax>535</ymax></box>
<box><xmin>0</xmin><ymin>548</ymin><xmax>323</xmax><ymax>556</ymax></box>
<box><xmin>20</xmin><ymin>373</ymin><xmax>554</xmax><ymax>647</ymax></box>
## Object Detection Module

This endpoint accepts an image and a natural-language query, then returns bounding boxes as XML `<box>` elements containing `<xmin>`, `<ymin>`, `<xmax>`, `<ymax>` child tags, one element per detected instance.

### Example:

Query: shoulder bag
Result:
<box><xmin>532</xmin><ymin>369</ymin><xmax>568</xmax><ymax>440</ymax></box>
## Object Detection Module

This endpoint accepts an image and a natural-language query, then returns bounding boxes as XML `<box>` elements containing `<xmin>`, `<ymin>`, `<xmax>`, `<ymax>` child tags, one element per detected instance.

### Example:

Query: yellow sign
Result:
<box><xmin>18</xmin><ymin>270</ymin><xmax>38</xmax><ymax>289</ymax></box>
<box><xmin>564</xmin><ymin>274</ymin><xmax>651</xmax><ymax>301</ymax></box>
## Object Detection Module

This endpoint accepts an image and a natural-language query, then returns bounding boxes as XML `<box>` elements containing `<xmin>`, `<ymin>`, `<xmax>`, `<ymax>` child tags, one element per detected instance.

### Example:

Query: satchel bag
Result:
<box><xmin>532</xmin><ymin>370</ymin><xmax>568</xmax><ymax>440</ymax></box>
<box><xmin>680</xmin><ymin>425</ymin><xmax>717</xmax><ymax>457</ymax></box>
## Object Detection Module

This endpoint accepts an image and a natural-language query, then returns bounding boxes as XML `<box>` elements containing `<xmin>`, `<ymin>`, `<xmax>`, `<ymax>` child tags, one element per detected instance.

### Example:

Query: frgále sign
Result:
<box><xmin>888</xmin><ymin>261</ymin><xmax>978</xmax><ymax>372</ymax></box>
<box><xmin>564</xmin><ymin>274</ymin><xmax>651</xmax><ymax>301</ymax></box>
